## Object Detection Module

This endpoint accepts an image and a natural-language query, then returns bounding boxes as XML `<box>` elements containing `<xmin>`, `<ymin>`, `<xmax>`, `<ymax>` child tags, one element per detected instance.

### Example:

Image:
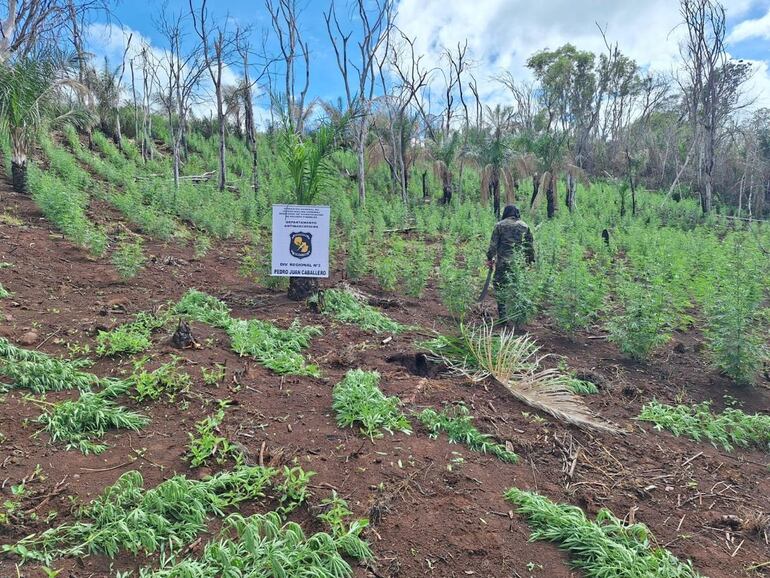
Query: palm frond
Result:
<box><xmin>425</xmin><ymin>323</ymin><xmax>622</xmax><ymax>434</ymax></box>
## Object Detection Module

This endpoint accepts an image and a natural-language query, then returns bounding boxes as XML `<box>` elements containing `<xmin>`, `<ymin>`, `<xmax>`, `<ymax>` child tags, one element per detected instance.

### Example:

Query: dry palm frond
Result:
<box><xmin>532</xmin><ymin>171</ymin><xmax>550</xmax><ymax>211</ymax></box>
<box><xmin>433</xmin><ymin>160</ymin><xmax>450</xmax><ymax>187</ymax></box>
<box><xmin>425</xmin><ymin>323</ymin><xmax>621</xmax><ymax>434</ymax></box>
<box><xmin>480</xmin><ymin>164</ymin><xmax>491</xmax><ymax>206</ymax></box>
<box><xmin>502</xmin><ymin>167</ymin><xmax>516</xmax><ymax>204</ymax></box>
<box><xmin>567</xmin><ymin>163</ymin><xmax>591</xmax><ymax>189</ymax></box>
<box><xmin>514</xmin><ymin>153</ymin><xmax>538</xmax><ymax>178</ymax></box>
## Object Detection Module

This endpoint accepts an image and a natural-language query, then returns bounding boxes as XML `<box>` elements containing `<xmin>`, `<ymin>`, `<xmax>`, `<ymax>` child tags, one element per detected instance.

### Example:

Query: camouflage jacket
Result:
<box><xmin>486</xmin><ymin>218</ymin><xmax>535</xmax><ymax>265</ymax></box>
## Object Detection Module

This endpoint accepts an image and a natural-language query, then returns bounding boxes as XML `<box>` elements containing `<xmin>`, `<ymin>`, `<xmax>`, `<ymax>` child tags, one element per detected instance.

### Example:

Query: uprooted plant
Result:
<box><xmin>332</xmin><ymin>369</ymin><xmax>412</xmax><ymax>439</ymax></box>
<box><xmin>422</xmin><ymin>322</ymin><xmax>619</xmax><ymax>433</ymax></box>
<box><xmin>505</xmin><ymin>487</ymin><xmax>703</xmax><ymax>577</ymax></box>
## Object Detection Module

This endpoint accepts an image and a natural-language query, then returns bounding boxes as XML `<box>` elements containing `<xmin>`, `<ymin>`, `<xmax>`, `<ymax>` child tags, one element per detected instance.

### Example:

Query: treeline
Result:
<box><xmin>0</xmin><ymin>0</ymin><xmax>768</xmax><ymax>218</ymax></box>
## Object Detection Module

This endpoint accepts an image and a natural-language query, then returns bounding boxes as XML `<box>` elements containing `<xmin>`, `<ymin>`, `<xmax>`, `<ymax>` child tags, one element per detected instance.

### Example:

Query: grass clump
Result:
<box><xmin>174</xmin><ymin>289</ymin><xmax>321</xmax><ymax>376</ymax></box>
<box><xmin>505</xmin><ymin>487</ymin><xmax>703</xmax><ymax>578</ymax></box>
<box><xmin>419</xmin><ymin>404</ymin><xmax>518</xmax><ymax>463</ymax></box>
<box><xmin>0</xmin><ymin>337</ymin><xmax>99</xmax><ymax>392</ymax></box>
<box><xmin>3</xmin><ymin>466</ymin><xmax>278</xmax><ymax>564</ymax></box>
<box><xmin>36</xmin><ymin>390</ymin><xmax>148</xmax><ymax>454</ymax></box>
<box><xmin>638</xmin><ymin>400</ymin><xmax>770</xmax><ymax>452</ymax></box>
<box><xmin>121</xmin><ymin>511</ymin><xmax>370</xmax><ymax>578</ymax></box>
<box><xmin>332</xmin><ymin>369</ymin><xmax>411</xmax><ymax>439</ymax></box>
<box><xmin>96</xmin><ymin>311</ymin><xmax>168</xmax><ymax>357</ymax></box>
<box><xmin>313</xmin><ymin>288</ymin><xmax>405</xmax><ymax>333</ymax></box>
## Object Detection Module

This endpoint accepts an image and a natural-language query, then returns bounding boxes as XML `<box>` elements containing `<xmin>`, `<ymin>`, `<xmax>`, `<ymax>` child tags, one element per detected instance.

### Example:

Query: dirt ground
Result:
<box><xmin>1</xmin><ymin>185</ymin><xmax>769</xmax><ymax>578</ymax></box>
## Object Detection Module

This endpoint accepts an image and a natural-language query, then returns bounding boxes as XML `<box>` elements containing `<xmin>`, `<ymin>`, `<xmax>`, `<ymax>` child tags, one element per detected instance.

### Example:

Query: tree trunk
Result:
<box><xmin>288</xmin><ymin>276</ymin><xmax>319</xmax><ymax>301</ymax></box>
<box><xmin>115</xmin><ymin>110</ymin><xmax>123</xmax><ymax>151</ymax></box>
<box><xmin>566</xmin><ymin>172</ymin><xmax>576</xmax><ymax>212</ymax></box>
<box><xmin>491</xmin><ymin>169</ymin><xmax>501</xmax><ymax>220</ymax></box>
<box><xmin>11</xmin><ymin>161</ymin><xmax>27</xmax><ymax>194</ymax></box>
<box><xmin>530</xmin><ymin>173</ymin><xmax>540</xmax><ymax>208</ymax></box>
<box><xmin>357</xmin><ymin>128</ymin><xmax>366</xmax><ymax>206</ymax></box>
<box><xmin>218</xmin><ymin>93</ymin><xmax>226</xmax><ymax>192</ymax></box>
<box><xmin>546</xmin><ymin>173</ymin><xmax>556</xmax><ymax>219</ymax></box>
<box><xmin>422</xmin><ymin>170</ymin><xmax>429</xmax><ymax>201</ymax></box>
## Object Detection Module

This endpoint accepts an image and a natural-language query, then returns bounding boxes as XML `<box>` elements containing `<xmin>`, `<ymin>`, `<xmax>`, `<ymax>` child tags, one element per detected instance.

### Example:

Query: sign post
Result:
<box><xmin>271</xmin><ymin>204</ymin><xmax>331</xmax><ymax>278</ymax></box>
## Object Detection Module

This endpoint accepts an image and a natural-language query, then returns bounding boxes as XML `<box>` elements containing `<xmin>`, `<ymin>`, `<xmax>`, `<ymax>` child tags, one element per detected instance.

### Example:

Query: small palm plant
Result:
<box><xmin>280</xmin><ymin>121</ymin><xmax>343</xmax><ymax>301</ymax></box>
<box><xmin>0</xmin><ymin>54</ymin><xmax>88</xmax><ymax>194</ymax></box>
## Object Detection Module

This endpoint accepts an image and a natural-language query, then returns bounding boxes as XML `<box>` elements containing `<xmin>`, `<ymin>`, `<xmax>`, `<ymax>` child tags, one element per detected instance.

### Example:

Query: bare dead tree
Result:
<box><xmin>325</xmin><ymin>0</ymin><xmax>394</xmax><ymax>206</ymax></box>
<box><xmin>113</xmin><ymin>32</ymin><xmax>132</xmax><ymax>151</ymax></box>
<box><xmin>266</xmin><ymin>0</ymin><xmax>310</xmax><ymax>134</ymax></box>
<box><xmin>156</xmin><ymin>6</ymin><xmax>206</xmax><ymax>195</ymax></box>
<box><xmin>679</xmin><ymin>0</ymin><xmax>751</xmax><ymax>213</ymax></box>
<box><xmin>191</xmin><ymin>0</ymin><xmax>234</xmax><ymax>192</ymax></box>
<box><xmin>1</xmin><ymin>0</ymin><xmax>93</xmax><ymax>62</ymax></box>
<box><xmin>378</xmin><ymin>29</ymin><xmax>430</xmax><ymax>203</ymax></box>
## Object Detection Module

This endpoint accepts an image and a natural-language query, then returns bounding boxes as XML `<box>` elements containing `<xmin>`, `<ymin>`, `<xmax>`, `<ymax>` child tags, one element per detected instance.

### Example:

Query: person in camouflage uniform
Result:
<box><xmin>486</xmin><ymin>205</ymin><xmax>535</xmax><ymax>320</ymax></box>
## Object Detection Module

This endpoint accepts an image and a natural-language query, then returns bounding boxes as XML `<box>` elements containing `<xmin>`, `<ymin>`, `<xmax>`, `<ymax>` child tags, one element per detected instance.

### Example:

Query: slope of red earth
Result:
<box><xmin>0</xmin><ymin>185</ymin><xmax>769</xmax><ymax>578</ymax></box>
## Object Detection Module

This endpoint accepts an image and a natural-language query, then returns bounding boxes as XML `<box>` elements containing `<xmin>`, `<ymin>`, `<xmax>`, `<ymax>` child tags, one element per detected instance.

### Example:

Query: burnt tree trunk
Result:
<box><xmin>172</xmin><ymin>319</ymin><xmax>198</xmax><ymax>349</ymax></box>
<box><xmin>491</xmin><ymin>170</ymin><xmax>501</xmax><ymax>220</ymax></box>
<box><xmin>422</xmin><ymin>170</ymin><xmax>429</xmax><ymax>201</ymax></box>
<box><xmin>530</xmin><ymin>173</ymin><xmax>540</xmax><ymax>208</ymax></box>
<box><xmin>288</xmin><ymin>277</ymin><xmax>319</xmax><ymax>301</ymax></box>
<box><xmin>546</xmin><ymin>174</ymin><xmax>556</xmax><ymax>219</ymax></box>
<box><xmin>11</xmin><ymin>161</ymin><xmax>28</xmax><ymax>194</ymax></box>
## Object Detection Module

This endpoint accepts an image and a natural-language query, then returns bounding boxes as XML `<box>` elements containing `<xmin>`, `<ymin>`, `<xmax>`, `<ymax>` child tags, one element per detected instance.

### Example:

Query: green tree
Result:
<box><xmin>0</xmin><ymin>55</ymin><xmax>87</xmax><ymax>194</ymax></box>
<box><xmin>281</xmin><ymin>121</ymin><xmax>343</xmax><ymax>300</ymax></box>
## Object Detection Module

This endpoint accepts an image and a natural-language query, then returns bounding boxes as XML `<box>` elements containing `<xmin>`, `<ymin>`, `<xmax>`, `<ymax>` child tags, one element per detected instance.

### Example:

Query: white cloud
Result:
<box><xmin>86</xmin><ymin>22</ymin><xmax>272</xmax><ymax>125</ymax></box>
<box><xmin>395</xmin><ymin>0</ymin><xmax>770</xmax><ymax>110</ymax></box>
<box><xmin>729</xmin><ymin>7</ymin><xmax>770</xmax><ymax>41</ymax></box>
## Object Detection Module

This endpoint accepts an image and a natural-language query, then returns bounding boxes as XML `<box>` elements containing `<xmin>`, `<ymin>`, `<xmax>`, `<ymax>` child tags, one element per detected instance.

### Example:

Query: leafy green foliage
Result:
<box><xmin>505</xmin><ymin>487</ymin><xmax>703</xmax><ymax>577</ymax></box>
<box><xmin>548</xmin><ymin>248</ymin><xmax>605</xmax><ymax>333</ymax></box>
<box><xmin>0</xmin><ymin>337</ymin><xmax>99</xmax><ymax>392</ymax></box>
<box><xmin>130</xmin><ymin>357</ymin><xmax>192</xmax><ymax>402</ymax></box>
<box><xmin>438</xmin><ymin>245</ymin><xmax>478</xmax><ymax>318</ymax></box>
<box><xmin>332</xmin><ymin>369</ymin><xmax>411</xmax><ymax>439</ymax></box>
<box><xmin>638</xmin><ymin>400</ymin><xmax>770</xmax><ymax>452</ymax></box>
<box><xmin>174</xmin><ymin>289</ymin><xmax>322</xmax><ymax>376</ymax></box>
<box><xmin>317</xmin><ymin>491</ymin><xmax>372</xmax><ymax>560</ymax></box>
<box><xmin>498</xmin><ymin>251</ymin><xmax>539</xmax><ymax>326</ymax></box>
<box><xmin>111</xmin><ymin>235</ymin><xmax>145</xmax><ymax>280</ymax></box>
<box><xmin>187</xmin><ymin>404</ymin><xmax>242</xmax><ymax>468</ymax></box>
<box><xmin>345</xmin><ymin>231</ymin><xmax>368</xmax><ymax>281</ymax></box>
<box><xmin>27</xmin><ymin>164</ymin><xmax>107</xmax><ymax>256</ymax></box>
<box><xmin>122</xmin><ymin>511</ymin><xmax>368</xmax><ymax>578</ymax></box>
<box><xmin>566</xmin><ymin>378</ymin><xmax>599</xmax><ymax>395</ymax></box>
<box><xmin>313</xmin><ymin>288</ymin><xmax>405</xmax><ymax>333</ymax></box>
<box><xmin>607</xmin><ymin>279</ymin><xmax>670</xmax><ymax>361</ymax></box>
<box><xmin>37</xmin><ymin>391</ymin><xmax>148</xmax><ymax>454</ymax></box>
<box><xmin>96</xmin><ymin>311</ymin><xmax>168</xmax><ymax>357</ymax></box>
<box><xmin>419</xmin><ymin>404</ymin><xmax>518</xmax><ymax>463</ymax></box>
<box><xmin>0</xmin><ymin>283</ymin><xmax>11</xmax><ymax>298</ymax></box>
<box><xmin>275</xmin><ymin>465</ymin><xmax>315</xmax><ymax>514</ymax></box>
<box><xmin>3</xmin><ymin>466</ymin><xmax>277</xmax><ymax>564</ymax></box>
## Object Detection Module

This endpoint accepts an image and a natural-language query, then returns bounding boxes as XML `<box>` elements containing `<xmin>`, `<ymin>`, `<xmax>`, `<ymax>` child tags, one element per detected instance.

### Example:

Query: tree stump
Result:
<box><xmin>172</xmin><ymin>319</ymin><xmax>198</xmax><ymax>349</ymax></box>
<box><xmin>288</xmin><ymin>277</ymin><xmax>319</xmax><ymax>302</ymax></box>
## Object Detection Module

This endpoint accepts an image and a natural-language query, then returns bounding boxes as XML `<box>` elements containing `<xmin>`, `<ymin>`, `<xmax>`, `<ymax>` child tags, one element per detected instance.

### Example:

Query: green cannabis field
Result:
<box><xmin>1</xmin><ymin>0</ymin><xmax>770</xmax><ymax>575</ymax></box>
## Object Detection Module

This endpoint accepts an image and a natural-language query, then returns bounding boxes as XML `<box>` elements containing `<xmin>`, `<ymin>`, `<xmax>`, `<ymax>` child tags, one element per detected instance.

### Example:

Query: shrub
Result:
<box><xmin>497</xmin><ymin>251</ymin><xmax>539</xmax><ymax>326</ymax></box>
<box><xmin>111</xmin><ymin>235</ymin><xmax>145</xmax><ymax>280</ymax></box>
<box><xmin>549</xmin><ymin>249</ymin><xmax>605</xmax><ymax>334</ymax></box>
<box><xmin>607</xmin><ymin>279</ymin><xmax>670</xmax><ymax>361</ymax></box>
<box><xmin>332</xmin><ymin>369</ymin><xmax>411</xmax><ymax>439</ymax></box>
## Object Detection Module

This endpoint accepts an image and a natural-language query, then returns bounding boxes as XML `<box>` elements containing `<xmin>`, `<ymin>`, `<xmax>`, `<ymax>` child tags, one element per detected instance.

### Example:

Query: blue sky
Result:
<box><xmin>88</xmin><ymin>0</ymin><xmax>770</xmax><ymax>118</ymax></box>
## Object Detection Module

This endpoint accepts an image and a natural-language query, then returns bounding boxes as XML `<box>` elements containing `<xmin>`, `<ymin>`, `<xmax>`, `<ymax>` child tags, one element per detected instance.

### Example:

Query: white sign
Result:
<box><xmin>271</xmin><ymin>204</ymin><xmax>331</xmax><ymax>278</ymax></box>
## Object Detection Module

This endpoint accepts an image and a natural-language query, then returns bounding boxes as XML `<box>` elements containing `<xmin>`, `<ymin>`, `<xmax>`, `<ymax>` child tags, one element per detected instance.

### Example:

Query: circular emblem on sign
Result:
<box><xmin>290</xmin><ymin>232</ymin><xmax>312</xmax><ymax>259</ymax></box>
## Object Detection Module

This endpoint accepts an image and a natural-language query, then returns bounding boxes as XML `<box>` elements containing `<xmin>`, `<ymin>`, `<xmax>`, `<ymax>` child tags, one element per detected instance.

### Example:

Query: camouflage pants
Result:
<box><xmin>493</xmin><ymin>263</ymin><xmax>510</xmax><ymax>319</ymax></box>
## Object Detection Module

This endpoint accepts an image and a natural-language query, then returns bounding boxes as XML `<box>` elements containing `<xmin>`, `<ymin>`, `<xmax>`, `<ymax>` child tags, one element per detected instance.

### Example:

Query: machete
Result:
<box><xmin>477</xmin><ymin>266</ymin><xmax>493</xmax><ymax>302</ymax></box>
